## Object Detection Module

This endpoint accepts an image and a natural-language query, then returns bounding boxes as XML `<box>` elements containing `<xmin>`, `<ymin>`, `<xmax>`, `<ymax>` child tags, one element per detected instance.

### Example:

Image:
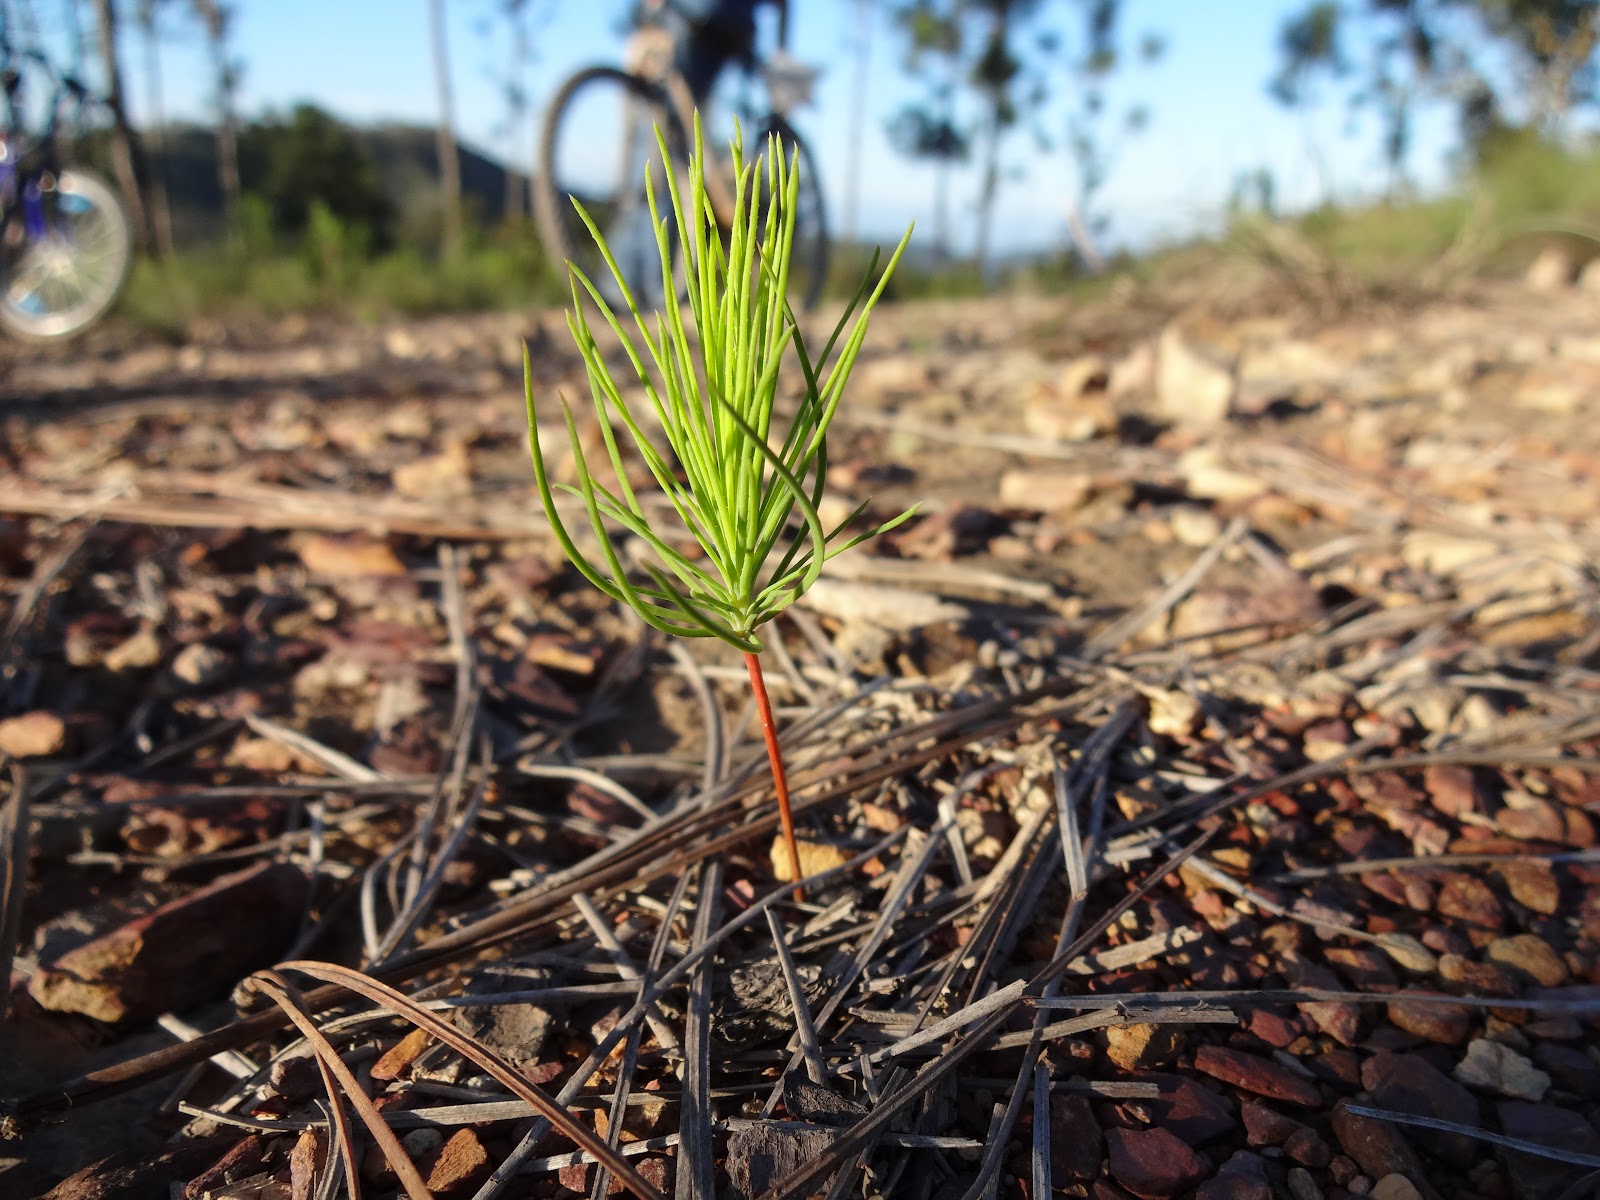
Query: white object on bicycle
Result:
<box><xmin>764</xmin><ymin>51</ymin><xmax>818</xmax><ymax>115</ymax></box>
<box><xmin>624</xmin><ymin>27</ymin><xmax>675</xmax><ymax>79</ymax></box>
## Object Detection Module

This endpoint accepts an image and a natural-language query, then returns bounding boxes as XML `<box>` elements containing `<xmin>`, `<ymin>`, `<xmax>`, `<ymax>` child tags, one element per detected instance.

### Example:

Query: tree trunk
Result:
<box><xmin>928</xmin><ymin>162</ymin><xmax>946</xmax><ymax>269</ymax></box>
<box><xmin>502</xmin><ymin>0</ymin><xmax>529</xmax><ymax>220</ymax></box>
<box><xmin>214</xmin><ymin>80</ymin><xmax>241</xmax><ymax>232</ymax></box>
<box><xmin>971</xmin><ymin>4</ymin><xmax>1012</xmax><ymax>281</ymax></box>
<box><xmin>429</xmin><ymin>0</ymin><xmax>464</xmax><ymax>257</ymax></box>
<box><xmin>137</xmin><ymin>3</ymin><xmax>174</xmax><ymax>257</ymax></box>
<box><xmin>62</xmin><ymin>0</ymin><xmax>91</xmax><ymax>145</ymax></box>
<box><xmin>92</xmin><ymin>0</ymin><xmax>155</xmax><ymax>253</ymax></box>
<box><xmin>841</xmin><ymin>0</ymin><xmax>873</xmax><ymax>248</ymax></box>
<box><xmin>1063</xmin><ymin>196</ymin><xmax>1105</xmax><ymax>275</ymax></box>
<box><xmin>194</xmin><ymin>0</ymin><xmax>242</xmax><ymax>234</ymax></box>
<box><xmin>973</xmin><ymin>113</ymin><xmax>1000</xmax><ymax>279</ymax></box>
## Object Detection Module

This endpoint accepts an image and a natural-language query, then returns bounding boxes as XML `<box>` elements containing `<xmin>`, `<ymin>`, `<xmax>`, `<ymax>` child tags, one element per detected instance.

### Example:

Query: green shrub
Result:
<box><xmin>1231</xmin><ymin>132</ymin><xmax>1600</xmax><ymax>290</ymax></box>
<box><xmin>115</xmin><ymin>215</ymin><xmax>570</xmax><ymax>333</ymax></box>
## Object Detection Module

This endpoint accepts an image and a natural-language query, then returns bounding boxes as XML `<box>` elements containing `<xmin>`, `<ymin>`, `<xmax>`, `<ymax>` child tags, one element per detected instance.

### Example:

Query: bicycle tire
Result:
<box><xmin>534</xmin><ymin>66</ymin><xmax>692</xmax><ymax>312</ymax></box>
<box><xmin>761</xmin><ymin>117</ymin><xmax>829</xmax><ymax>313</ymax></box>
<box><xmin>0</xmin><ymin>167</ymin><xmax>132</xmax><ymax>341</ymax></box>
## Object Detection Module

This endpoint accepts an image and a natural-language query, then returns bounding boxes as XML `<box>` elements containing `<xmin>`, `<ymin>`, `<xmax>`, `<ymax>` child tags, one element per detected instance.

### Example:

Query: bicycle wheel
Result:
<box><xmin>760</xmin><ymin>117</ymin><xmax>829</xmax><ymax>313</ymax></box>
<box><xmin>535</xmin><ymin>66</ymin><xmax>691</xmax><ymax>314</ymax></box>
<box><xmin>0</xmin><ymin>168</ymin><xmax>132</xmax><ymax>341</ymax></box>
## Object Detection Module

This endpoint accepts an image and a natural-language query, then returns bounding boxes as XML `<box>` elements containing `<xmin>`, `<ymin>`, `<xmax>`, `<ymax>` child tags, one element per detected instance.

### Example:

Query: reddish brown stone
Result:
<box><xmin>1285</xmin><ymin>1125</ymin><xmax>1332</xmax><ymax>1167</ymax></box>
<box><xmin>1400</xmin><ymin>876</ymin><xmax>1436</xmax><ymax>911</ymax></box>
<box><xmin>1242</xmin><ymin>1007</ymin><xmax>1303</xmax><ymax>1048</ymax></box>
<box><xmin>1143</xmin><ymin>1073</ymin><xmax>1237</xmax><ymax>1144</ymax></box>
<box><xmin>566</xmin><ymin>780</ymin><xmax>641</xmax><ymax>825</ymax></box>
<box><xmin>1438</xmin><ymin>953</ymin><xmax>1519</xmax><ymax>996</ymax></box>
<box><xmin>1050</xmin><ymin>1092</ymin><xmax>1103</xmax><ymax>1185</ymax></box>
<box><xmin>28</xmin><ymin>862</ymin><xmax>309</xmax><ymax>1023</ymax></box>
<box><xmin>557</xmin><ymin>1162</ymin><xmax>593</xmax><ymax>1193</ymax></box>
<box><xmin>1310</xmin><ymin>1048</ymin><xmax>1364</xmax><ymax>1088</ymax></box>
<box><xmin>1436</xmin><ymin>875</ymin><xmax>1505</xmax><ymax>930</ymax></box>
<box><xmin>1364</xmin><ymin>872</ymin><xmax>1410</xmax><ymax>906</ymax></box>
<box><xmin>635</xmin><ymin>1157</ymin><xmax>671</xmax><ymax>1195</ymax></box>
<box><xmin>289</xmin><ymin>1129</ymin><xmax>324</xmax><ymax>1200</ymax></box>
<box><xmin>370</xmin><ymin>1028</ymin><xmax>433</xmax><ymax>1082</ymax></box>
<box><xmin>1485</xmin><ymin>934</ymin><xmax>1569</xmax><ymax>987</ymax></box>
<box><xmin>1195</xmin><ymin>1045</ymin><xmax>1320</xmax><ymax>1106</ymax></box>
<box><xmin>1329</xmin><ymin>1103</ymin><xmax>1438</xmax><ymax>1200</ymax></box>
<box><xmin>1533</xmin><ymin>1041</ymin><xmax>1600</xmax><ymax>1096</ymax></box>
<box><xmin>0</xmin><ymin>709</ymin><xmax>68</xmax><ymax>758</ymax></box>
<box><xmin>1491</xmin><ymin>857</ymin><xmax>1555</xmax><ymax>915</ymax></box>
<box><xmin>418</xmin><ymin>1129</ymin><xmax>491</xmax><ymax>1195</ymax></box>
<box><xmin>40</xmin><ymin>1137</ymin><xmax>236</xmax><ymax>1200</ymax></box>
<box><xmin>1325</xmin><ymin>946</ymin><xmax>1399</xmax><ymax>992</ymax></box>
<box><xmin>1424</xmin><ymin>927</ymin><xmax>1476</xmax><ymax>958</ymax></box>
<box><xmin>1105</xmin><ymin>1126</ymin><xmax>1208</xmax><ymax>1199</ymax></box>
<box><xmin>1240</xmin><ymin>1100</ymin><xmax>1302</xmax><ymax>1146</ymax></box>
<box><xmin>1303</xmin><ymin>996</ymin><xmax>1363</xmax><ymax>1044</ymax></box>
<box><xmin>1287</xmin><ymin>958</ymin><xmax>1363</xmax><ymax>1044</ymax></box>
<box><xmin>180</xmin><ymin>1135</ymin><xmax>268</xmax><ymax>1200</ymax></box>
<box><xmin>1194</xmin><ymin>1150</ymin><xmax>1271</xmax><ymax>1200</ymax></box>
<box><xmin>1498</xmin><ymin>801</ymin><xmax>1566</xmax><ymax>843</ymax></box>
<box><xmin>1361</xmin><ymin>1050</ymin><xmax>1481</xmax><ymax>1165</ymax></box>
<box><xmin>270</xmin><ymin>1054</ymin><xmax>321</xmax><ymax>1103</ymax></box>
<box><xmin>1498</xmin><ymin>1101</ymin><xmax>1600</xmax><ymax>1200</ymax></box>
<box><xmin>1425</xmin><ymin>765</ymin><xmax>1481</xmax><ymax>818</ymax></box>
<box><xmin>1387</xmin><ymin>998</ymin><xmax>1473</xmax><ymax>1045</ymax></box>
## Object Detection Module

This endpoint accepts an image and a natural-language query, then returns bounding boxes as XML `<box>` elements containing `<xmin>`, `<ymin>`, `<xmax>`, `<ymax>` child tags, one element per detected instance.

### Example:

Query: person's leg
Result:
<box><xmin>677</xmin><ymin>37</ymin><xmax>727</xmax><ymax>107</ymax></box>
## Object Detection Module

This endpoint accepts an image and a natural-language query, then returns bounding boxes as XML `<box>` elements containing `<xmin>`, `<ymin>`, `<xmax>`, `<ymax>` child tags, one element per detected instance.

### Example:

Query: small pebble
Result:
<box><xmin>1288</xmin><ymin>1166</ymin><xmax>1324</xmax><ymax>1200</ymax></box>
<box><xmin>1369</xmin><ymin>1174</ymin><xmax>1424</xmax><ymax>1200</ymax></box>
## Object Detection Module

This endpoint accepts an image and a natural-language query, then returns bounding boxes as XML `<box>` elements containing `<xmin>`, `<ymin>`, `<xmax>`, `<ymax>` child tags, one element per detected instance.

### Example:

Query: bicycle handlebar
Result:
<box><xmin>0</xmin><ymin>41</ymin><xmax>92</xmax><ymax>148</ymax></box>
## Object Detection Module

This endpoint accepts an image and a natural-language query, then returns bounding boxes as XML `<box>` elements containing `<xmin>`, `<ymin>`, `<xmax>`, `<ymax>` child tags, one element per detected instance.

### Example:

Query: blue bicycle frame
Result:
<box><xmin>0</xmin><ymin>145</ymin><xmax>52</xmax><ymax>243</ymax></box>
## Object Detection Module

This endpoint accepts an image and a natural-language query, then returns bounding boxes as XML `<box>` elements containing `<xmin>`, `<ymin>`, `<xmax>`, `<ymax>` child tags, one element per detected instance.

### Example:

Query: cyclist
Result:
<box><xmin>580</xmin><ymin>0</ymin><xmax>793</xmax><ymax>310</ymax></box>
<box><xmin>641</xmin><ymin>0</ymin><xmax>788</xmax><ymax>105</ymax></box>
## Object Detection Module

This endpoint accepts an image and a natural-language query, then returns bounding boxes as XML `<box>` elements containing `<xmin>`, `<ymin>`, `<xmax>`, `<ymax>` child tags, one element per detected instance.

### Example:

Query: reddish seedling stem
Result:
<box><xmin>745</xmin><ymin>649</ymin><xmax>804</xmax><ymax>901</ymax></box>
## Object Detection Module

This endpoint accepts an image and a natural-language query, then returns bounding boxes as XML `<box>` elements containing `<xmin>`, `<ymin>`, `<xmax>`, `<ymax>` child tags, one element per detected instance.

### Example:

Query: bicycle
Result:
<box><xmin>0</xmin><ymin>32</ymin><xmax>133</xmax><ymax>341</ymax></box>
<box><xmin>534</xmin><ymin>7</ymin><xmax>830</xmax><ymax>313</ymax></box>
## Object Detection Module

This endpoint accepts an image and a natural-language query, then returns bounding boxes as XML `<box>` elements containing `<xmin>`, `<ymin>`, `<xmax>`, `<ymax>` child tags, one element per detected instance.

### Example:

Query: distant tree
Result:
<box><xmin>429</xmin><ymin>0</ymin><xmax>465</xmax><ymax>256</ymax></box>
<box><xmin>842</xmin><ymin>0</ymin><xmax>875</xmax><ymax>247</ymax></box>
<box><xmin>967</xmin><ymin>0</ymin><xmax>1049</xmax><ymax>278</ymax></box>
<box><xmin>495</xmin><ymin>0</ymin><xmax>530</xmax><ymax>219</ymax></box>
<box><xmin>888</xmin><ymin>0</ymin><xmax>1161</xmax><ymax>274</ymax></box>
<box><xmin>238</xmin><ymin>104</ymin><xmax>394</xmax><ymax>244</ymax></box>
<box><xmin>1473</xmin><ymin>0</ymin><xmax>1598</xmax><ymax>135</ymax></box>
<box><xmin>887</xmin><ymin>0</ymin><xmax>970</xmax><ymax>266</ymax></box>
<box><xmin>135</xmin><ymin>0</ymin><xmax>174</xmax><ymax>256</ymax></box>
<box><xmin>1049</xmin><ymin>1</ymin><xmax>1160</xmax><ymax>273</ymax></box>
<box><xmin>1270</xmin><ymin>1</ymin><xmax>1600</xmax><ymax>185</ymax></box>
<box><xmin>1268</xmin><ymin>1</ymin><xmax>1345</xmax><ymax>197</ymax></box>
<box><xmin>475</xmin><ymin>0</ymin><xmax>553</xmax><ymax>220</ymax></box>
<box><xmin>191</xmin><ymin>0</ymin><xmax>242</xmax><ymax>233</ymax></box>
<box><xmin>91</xmin><ymin>0</ymin><xmax>156</xmax><ymax>251</ymax></box>
<box><xmin>1272</xmin><ymin>2</ymin><xmax>1462</xmax><ymax>192</ymax></box>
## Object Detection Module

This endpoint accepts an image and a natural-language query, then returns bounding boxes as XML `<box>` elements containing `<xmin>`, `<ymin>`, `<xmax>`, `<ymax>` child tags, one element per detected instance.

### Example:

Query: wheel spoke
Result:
<box><xmin>1</xmin><ymin>171</ymin><xmax>130</xmax><ymax>336</ymax></box>
<box><xmin>539</xmin><ymin>68</ymin><xmax>687</xmax><ymax>312</ymax></box>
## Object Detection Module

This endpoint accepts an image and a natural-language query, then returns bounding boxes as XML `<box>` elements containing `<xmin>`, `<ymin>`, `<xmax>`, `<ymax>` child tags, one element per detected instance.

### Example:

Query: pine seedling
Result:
<box><xmin>524</xmin><ymin>114</ymin><xmax>913</xmax><ymax>895</ymax></box>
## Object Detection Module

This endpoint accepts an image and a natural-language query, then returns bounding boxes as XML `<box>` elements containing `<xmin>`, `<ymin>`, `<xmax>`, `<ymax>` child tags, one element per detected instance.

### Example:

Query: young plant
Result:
<box><xmin>524</xmin><ymin>115</ymin><xmax>913</xmax><ymax>893</ymax></box>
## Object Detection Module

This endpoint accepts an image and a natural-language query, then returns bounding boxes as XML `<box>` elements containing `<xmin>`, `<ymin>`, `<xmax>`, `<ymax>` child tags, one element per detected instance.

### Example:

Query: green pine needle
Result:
<box><xmin>525</xmin><ymin>114</ymin><xmax>916</xmax><ymax>654</ymax></box>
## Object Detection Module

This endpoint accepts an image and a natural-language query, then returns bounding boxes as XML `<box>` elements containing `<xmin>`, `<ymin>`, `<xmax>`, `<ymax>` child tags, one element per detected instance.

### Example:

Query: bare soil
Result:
<box><xmin>1</xmin><ymin>272</ymin><xmax>1598</xmax><ymax>1200</ymax></box>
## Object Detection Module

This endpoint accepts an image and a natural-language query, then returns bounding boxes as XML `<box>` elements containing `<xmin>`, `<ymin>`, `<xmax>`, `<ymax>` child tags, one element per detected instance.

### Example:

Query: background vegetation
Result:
<box><xmin>5</xmin><ymin>0</ymin><xmax>1600</xmax><ymax>330</ymax></box>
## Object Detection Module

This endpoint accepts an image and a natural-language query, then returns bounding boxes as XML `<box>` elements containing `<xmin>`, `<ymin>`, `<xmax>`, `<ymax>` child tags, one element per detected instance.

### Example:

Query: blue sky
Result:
<box><xmin>94</xmin><ymin>0</ymin><xmax>1463</xmax><ymax>255</ymax></box>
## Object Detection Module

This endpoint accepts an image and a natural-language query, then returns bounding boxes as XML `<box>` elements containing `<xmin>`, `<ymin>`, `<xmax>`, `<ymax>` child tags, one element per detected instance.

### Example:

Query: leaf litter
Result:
<box><xmin>1</xmin><ymin>272</ymin><xmax>1599</xmax><ymax>1198</ymax></box>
